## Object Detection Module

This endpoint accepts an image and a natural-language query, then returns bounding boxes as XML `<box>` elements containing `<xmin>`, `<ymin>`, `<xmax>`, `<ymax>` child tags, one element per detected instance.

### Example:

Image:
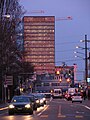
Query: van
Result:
<box><xmin>66</xmin><ymin>88</ymin><xmax>76</xmax><ymax>100</ymax></box>
<box><xmin>52</xmin><ymin>89</ymin><xmax>63</xmax><ymax>98</ymax></box>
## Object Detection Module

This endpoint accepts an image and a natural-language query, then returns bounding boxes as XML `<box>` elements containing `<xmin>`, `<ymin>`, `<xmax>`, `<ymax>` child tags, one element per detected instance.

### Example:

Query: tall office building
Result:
<box><xmin>23</xmin><ymin>16</ymin><xmax>55</xmax><ymax>74</ymax></box>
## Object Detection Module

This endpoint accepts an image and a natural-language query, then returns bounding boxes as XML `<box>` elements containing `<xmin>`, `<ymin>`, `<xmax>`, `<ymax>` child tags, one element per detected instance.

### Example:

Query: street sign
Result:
<box><xmin>5</xmin><ymin>76</ymin><xmax>13</xmax><ymax>85</ymax></box>
<box><xmin>87</xmin><ymin>78</ymin><xmax>90</xmax><ymax>82</ymax></box>
<box><xmin>4</xmin><ymin>84</ymin><xmax>7</xmax><ymax>88</ymax></box>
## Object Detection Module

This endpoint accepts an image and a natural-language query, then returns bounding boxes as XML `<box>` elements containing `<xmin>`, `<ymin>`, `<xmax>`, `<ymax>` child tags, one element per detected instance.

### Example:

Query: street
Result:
<box><xmin>0</xmin><ymin>98</ymin><xmax>90</xmax><ymax>120</ymax></box>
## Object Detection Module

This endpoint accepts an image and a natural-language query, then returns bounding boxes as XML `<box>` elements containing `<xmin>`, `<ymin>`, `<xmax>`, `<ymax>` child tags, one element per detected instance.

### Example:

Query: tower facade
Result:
<box><xmin>23</xmin><ymin>16</ymin><xmax>55</xmax><ymax>74</ymax></box>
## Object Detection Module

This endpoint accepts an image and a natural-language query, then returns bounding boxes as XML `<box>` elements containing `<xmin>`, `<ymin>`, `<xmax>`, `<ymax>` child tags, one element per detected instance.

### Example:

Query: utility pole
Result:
<box><xmin>85</xmin><ymin>35</ymin><xmax>88</xmax><ymax>84</ymax></box>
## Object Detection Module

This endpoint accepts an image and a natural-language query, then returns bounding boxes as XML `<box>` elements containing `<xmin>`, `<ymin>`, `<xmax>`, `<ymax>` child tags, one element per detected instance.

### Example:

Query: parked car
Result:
<box><xmin>8</xmin><ymin>95</ymin><xmax>33</xmax><ymax>115</ymax></box>
<box><xmin>72</xmin><ymin>93</ymin><xmax>83</xmax><ymax>103</ymax></box>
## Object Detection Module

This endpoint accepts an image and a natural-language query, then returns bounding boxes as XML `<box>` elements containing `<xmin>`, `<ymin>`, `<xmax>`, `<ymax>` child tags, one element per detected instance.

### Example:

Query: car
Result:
<box><xmin>72</xmin><ymin>93</ymin><xmax>83</xmax><ymax>103</ymax></box>
<box><xmin>65</xmin><ymin>88</ymin><xmax>76</xmax><ymax>100</ymax></box>
<box><xmin>26</xmin><ymin>94</ymin><xmax>38</xmax><ymax>110</ymax></box>
<box><xmin>8</xmin><ymin>95</ymin><xmax>33</xmax><ymax>115</ymax></box>
<box><xmin>52</xmin><ymin>89</ymin><xmax>63</xmax><ymax>98</ymax></box>
<box><xmin>32</xmin><ymin>93</ymin><xmax>45</xmax><ymax>107</ymax></box>
<box><xmin>39</xmin><ymin>93</ymin><xmax>47</xmax><ymax>104</ymax></box>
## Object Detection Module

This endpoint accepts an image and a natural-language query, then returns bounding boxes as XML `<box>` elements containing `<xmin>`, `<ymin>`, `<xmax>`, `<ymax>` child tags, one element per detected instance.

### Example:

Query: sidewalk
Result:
<box><xmin>0</xmin><ymin>102</ymin><xmax>8</xmax><ymax>109</ymax></box>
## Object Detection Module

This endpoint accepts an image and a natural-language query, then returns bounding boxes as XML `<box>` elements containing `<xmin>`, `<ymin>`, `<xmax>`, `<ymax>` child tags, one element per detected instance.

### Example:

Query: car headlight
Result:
<box><xmin>43</xmin><ymin>98</ymin><xmax>46</xmax><ymax>101</ymax></box>
<box><xmin>36</xmin><ymin>100</ymin><xmax>39</xmax><ymax>103</ymax></box>
<box><xmin>9</xmin><ymin>104</ymin><xmax>15</xmax><ymax>108</ymax></box>
<box><xmin>25</xmin><ymin>104</ymin><xmax>31</xmax><ymax>108</ymax></box>
<box><xmin>40</xmin><ymin>99</ymin><xmax>43</xmax><ymax>103</ymax></box>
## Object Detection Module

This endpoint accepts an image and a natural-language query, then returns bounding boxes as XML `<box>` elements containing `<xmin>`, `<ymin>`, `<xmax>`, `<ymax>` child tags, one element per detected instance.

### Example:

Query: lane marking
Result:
<box><xmin>76</xmin><ymin>111</ymin><xmax>84</xmax><ymax>114</ymax></box>
<box><xmin>85</xmin><ymin>106</ymin><xmax>90</xmax><ymax>110</ymax></box>
<box><xmin>58</xmin><ymin>105</ymin><xmax>61</xmax><ymax>115</ymax></box>
<box><xmin>40</xmin><ymin>115</ymin><xmax>48</xmax><ymax>118</ymax></box>
<box><xmin>58</xmin><ymin>115</ymin><xmax>66</xmax><ymax>118</ymax></box>
<box><xmin>75</xmin><ymin>115</ymin><xmax>83</xmax><ymax>118</ymax></box>
<box><xmin>50</xmin><ymin>97</ymin><xmax>53</xmax><ymax>102</ymax></box>
<box><xmin>37</xmin><ymin>105</ymin><xmax>49</xmax><ymax>116</ymax></box>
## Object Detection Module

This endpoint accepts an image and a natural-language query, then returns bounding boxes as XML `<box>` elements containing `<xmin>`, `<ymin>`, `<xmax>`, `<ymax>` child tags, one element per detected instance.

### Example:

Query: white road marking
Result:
<box><xmin>84</xmin><ymin>106</ymin><xmax>90</xmax><ymax>110</ymax></box>
<box><xmin>37</xmin><ymin>105</ymin><xmax>49</xmax><ymax>116</ymax></box>
<box><xmin>58</xmin><ymin>105</ymin><xmax>61</xmax><ymax>115</ymax></box>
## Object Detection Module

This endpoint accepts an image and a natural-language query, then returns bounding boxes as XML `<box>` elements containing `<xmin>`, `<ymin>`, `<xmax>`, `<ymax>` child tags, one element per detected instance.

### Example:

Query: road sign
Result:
<box><xmin>5</xmin><ymin>76</ymin><xmax>13</xmax><ymax>85</ymax></box>
<box><xmin>4</xmin><ymin>84</ymin><xmax>7</xmax><ymax>88</ymax></box>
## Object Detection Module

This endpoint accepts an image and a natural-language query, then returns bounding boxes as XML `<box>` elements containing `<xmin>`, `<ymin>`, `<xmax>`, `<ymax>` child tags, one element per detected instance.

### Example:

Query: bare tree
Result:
<box><xmin>0</xmin><ymin>0</ymin><xmax>25</xmax><ymax>75</ymax></box>
<box><xmin>0</xmin><ymin>0</ymin><xmax>27</xmax><ymax>100</ymax></box>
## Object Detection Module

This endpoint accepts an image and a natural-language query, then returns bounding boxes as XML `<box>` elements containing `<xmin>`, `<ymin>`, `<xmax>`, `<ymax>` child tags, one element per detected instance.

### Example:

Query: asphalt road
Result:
<box><xmin>0</xmin><ymin>98</ymin><xmax>90</xmax><ymax>120</ymax></box>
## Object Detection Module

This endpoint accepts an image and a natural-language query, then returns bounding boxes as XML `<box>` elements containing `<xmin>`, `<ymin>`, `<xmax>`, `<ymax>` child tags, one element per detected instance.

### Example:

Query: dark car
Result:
<box><xmin>39</xmin><ymin>93</ymin><xmax>47</xmax><ymax>104</ymax></box>
<box><xmin>26</xmin><ymin>94</ymin><xmax>38</xmax><ymax>110</ymax></box>
<box><xmin>8</xmin><ymin>96</ymin><xmax>33</xmax><ymax>115</ymax></box>
<box><xmin>33</xmin><ymin>93</ymin><xmax>46</xmax><ymax>107</ymax></box>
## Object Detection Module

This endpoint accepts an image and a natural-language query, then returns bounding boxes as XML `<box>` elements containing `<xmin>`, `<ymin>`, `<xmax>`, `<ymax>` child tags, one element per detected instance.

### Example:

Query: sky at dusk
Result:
<box><xmin>19</xmin><ymin>0</ymin><xmax>90</xmax><ymax>81</ymax></box>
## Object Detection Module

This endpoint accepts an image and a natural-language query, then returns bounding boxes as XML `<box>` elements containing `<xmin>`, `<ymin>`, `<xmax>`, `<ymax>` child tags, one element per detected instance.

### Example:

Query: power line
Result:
<box><xmin>55</xmin><ymin>58</ymin><xmax>84</xmax><ymax>63</ymax></box>
<box><xmin>55</xmin><ymin>49</ymin><xmax>76</xmax><ymax>52</ymax></box>
<box><xmin>55</xmin><ymin>41</ymin><xmax>79</xmax><ymax>45</ymax></box>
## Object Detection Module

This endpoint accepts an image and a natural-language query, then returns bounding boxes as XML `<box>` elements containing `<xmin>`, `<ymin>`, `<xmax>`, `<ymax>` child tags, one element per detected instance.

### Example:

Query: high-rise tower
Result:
<box><xmin>23</xmin><ymin>16</ymin><xmax>55</xmax><ymax>74</ymax></box>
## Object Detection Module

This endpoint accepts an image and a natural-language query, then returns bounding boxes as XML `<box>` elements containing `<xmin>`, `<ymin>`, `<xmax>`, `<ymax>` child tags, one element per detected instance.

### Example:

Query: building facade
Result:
<box><xmin>34</xmin><ymin>65</ymin><xmax>75</xmax><ymax>93</ymax></box>
<box><xmin>23</xmin><ymin>16</ymin><xmax>55</xmax><ymax>74</ymax></box>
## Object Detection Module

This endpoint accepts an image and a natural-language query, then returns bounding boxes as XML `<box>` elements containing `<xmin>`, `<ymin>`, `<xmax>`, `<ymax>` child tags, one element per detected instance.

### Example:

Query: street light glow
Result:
<box><xmin>76</xmin><ymin>46</ymin><xmax>84</xmax><ymax>49</ymax></box>
<box><xmin>74</xmin><ymin>51</ymin><xmax>84</xmax><ymax>55</ymax></box>
<box><xmin>75</xmin><ymin>55</ymin><xmax>84</xmax><ymax>59</ymax></box>
<box><xmin>2</xmin><ymin>14</ymin><xmax>10</xmax><ymax>18</ymax></box>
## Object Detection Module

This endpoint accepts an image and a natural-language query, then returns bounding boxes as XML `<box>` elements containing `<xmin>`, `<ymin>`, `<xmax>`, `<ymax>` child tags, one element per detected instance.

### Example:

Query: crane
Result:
<box><xmin>56</xmin><ymin>16</ymin><xmax>73</xmax><ymax>21</ymax></box>
<box><xmin>26</xmin><ymin>10</ymin><xmax>45</xmax><ymax>14</ymax></box>
<box><xmin>26</xmin><ymin>10</ymin><xmax>73</xmax><ymax>21</ymax></box>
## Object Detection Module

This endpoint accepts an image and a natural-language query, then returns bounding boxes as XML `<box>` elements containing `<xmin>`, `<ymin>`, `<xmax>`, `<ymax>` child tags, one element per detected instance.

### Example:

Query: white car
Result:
<box><xmin>72</xmin><ymin>93</ymin><xmax>83</xmax><ymax>103</ymax></box>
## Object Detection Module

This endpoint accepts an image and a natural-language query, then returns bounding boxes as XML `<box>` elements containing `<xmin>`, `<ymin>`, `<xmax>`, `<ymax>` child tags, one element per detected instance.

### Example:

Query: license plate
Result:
<box><xmin>17</xmin><ymin>108</ymin><xmax>22</xmax><ymax>110</ymax></box>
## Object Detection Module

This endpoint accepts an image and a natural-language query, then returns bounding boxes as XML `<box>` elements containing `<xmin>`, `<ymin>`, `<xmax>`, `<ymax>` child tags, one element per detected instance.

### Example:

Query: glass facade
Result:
<box><xmin>23</xmin><ymin>16</ymin><xmax>55</xmax><ymax>74</ymax></box>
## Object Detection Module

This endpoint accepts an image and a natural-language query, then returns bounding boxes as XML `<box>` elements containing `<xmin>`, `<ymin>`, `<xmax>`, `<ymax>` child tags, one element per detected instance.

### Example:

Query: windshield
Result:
<box><xmin>12</xmin><ymin>97</ymin><xmax>30</xmax><ymax>103</ymax></box>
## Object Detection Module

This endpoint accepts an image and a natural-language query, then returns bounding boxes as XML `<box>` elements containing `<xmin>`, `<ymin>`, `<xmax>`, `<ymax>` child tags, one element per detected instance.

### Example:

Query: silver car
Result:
<box><xmin>72</xmin><ymin>93</ymin><xmax>83</xmax><ymax>103</ymax></box>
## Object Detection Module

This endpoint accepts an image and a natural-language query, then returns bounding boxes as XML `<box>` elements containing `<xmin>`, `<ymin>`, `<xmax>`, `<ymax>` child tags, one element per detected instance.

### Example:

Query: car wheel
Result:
<box><xmin>34</xmin><ymin>107</ymin><xmax>37</xmax><ymax>111</ymax></box>
<box><xmin>29</xmin><ymin>110</ymin><xmax>33</xmax><ymax>115</ymax></box>
<box><xmin>80</xmin><ymin>101</ymin><xmax>82</xmax><ymax>103</ymax></box>
<box><xmin>8</xmin><ymin>111</ymin><xmax>14</xmax><ymax>115</ymax></box>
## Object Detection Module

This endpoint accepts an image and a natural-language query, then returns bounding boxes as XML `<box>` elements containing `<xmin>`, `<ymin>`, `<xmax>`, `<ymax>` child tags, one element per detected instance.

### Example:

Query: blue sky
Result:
<box><xmin>19</xmin><ymin>0</ymin><xmax>90</xmax><ymax>81</ymax></box>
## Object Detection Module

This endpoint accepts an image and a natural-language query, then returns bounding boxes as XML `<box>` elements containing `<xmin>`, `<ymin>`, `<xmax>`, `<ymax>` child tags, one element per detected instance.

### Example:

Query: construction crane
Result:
<box><xmin>56</xmin><ymin>16</ymin><xmax>73</xmax><ymax>21</ymax></box>
<box><xmin>26</xmin><ymin>10</ymin><xmax>45</xmax><ymax>14</ymax></box>
<box><xmin>26</xmin><ymin>9</ymin><xmax>73</xmax><ymax>21</ymax></box>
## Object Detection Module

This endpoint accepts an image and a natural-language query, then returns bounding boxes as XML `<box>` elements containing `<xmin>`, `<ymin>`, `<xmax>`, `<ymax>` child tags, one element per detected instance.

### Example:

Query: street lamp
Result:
<box><xmin>75</xmin><ymin>55</ymin><xmax>85</xmax><ymax>60</ymax></box>
<box><xmin>74</xmin><ymin>51</ymin><xmax>84</xmax><ymax>55</ymax></box>
<box><xmin>76</xmin><ymin>46</ymin><xmax>84</xmax><ymax>49</ymax></box>
<box><xmin>2</xmin><ymin>14</ymin><xmax>10</xmax><ymax>18</ymax></box>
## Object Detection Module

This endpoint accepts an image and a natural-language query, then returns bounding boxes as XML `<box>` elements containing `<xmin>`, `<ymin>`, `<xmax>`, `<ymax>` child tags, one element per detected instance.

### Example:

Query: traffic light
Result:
<box><xmin>66</xmin><ymin>78</ymin><xmax>71</xmax><ymax>83</ymax></box>
<box><xmin>56</xmin><ymin>70</ymin><xmax>60</xmax><ymax>75</ymax></box>
<box><xmin>59</xmin><ymin>78</ymin><xmax>62</xmax><ymax>82</ymax></box>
